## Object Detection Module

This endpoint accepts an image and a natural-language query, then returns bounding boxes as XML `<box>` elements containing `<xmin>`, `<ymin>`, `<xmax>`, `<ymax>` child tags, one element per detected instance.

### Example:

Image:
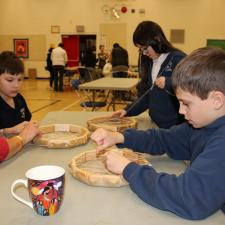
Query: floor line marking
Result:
<box><xmin>61</xmin><ymin>95</ymin><xmax>87</xmax><ymax>111</ymax></box>
<box><xmin>31</xmin><ymin>99</ymin><xmax>60</xmax><ymax>113</ymax></box>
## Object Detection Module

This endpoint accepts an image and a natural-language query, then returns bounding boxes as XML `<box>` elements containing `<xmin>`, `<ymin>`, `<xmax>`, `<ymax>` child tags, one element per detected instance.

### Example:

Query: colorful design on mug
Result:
<box><xmin>28</xmin><ymin>176</ymin><xmax>64</xmax><ymax>216</ymax></box>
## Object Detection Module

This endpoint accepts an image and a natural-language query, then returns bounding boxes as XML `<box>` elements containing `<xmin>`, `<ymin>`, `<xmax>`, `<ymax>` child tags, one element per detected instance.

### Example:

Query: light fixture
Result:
<box><xmin>111</xmin><ymin>8</ymin><xmax>120</xmax><ymax>19</ymax></box>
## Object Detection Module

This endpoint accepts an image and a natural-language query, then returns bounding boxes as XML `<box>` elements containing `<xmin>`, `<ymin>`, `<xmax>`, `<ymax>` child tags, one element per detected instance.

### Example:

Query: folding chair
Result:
<box><xmin>78</xmin><ymin>67</ymin><xmax>108</xmax><ymax>111</ymax></box>
<box><xmin>111</xmin><ymin>65</ymin><xmax>131</xmax><ymax>102</ymax></box>
<box><xmin>111</xmin><ymin>65</ymin><xmax>129</xmax><ymax>78</ymax></box>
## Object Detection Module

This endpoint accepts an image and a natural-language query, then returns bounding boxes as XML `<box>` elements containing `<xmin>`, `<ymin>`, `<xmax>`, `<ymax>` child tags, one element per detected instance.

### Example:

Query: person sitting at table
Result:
<box><xmin>95</xmin><ymin>45</ymin><xmax>109</xmax><ymax>78</ymax></box>
<box><xmin>112</xmin><ymin>21</ymin><xmax>186</xmax><ymax>128</ymax></box>
<box><xmin>102</xmin><ymin>60</ymin><xmax>112</xmax><ymax>77</ymax></box>
<box><xmin>0</xmin><ymin>121</ymin><xmax>40</xmax><ymax>162</ymax></box>
<box><xmin>98</xmin><ymin>45</ymin><xmax>108</xmax><ymax>69</ymax></box>
<box><xmin>91</xmin><ymin>47</ymin><xmax>225</xmax><ymax>220</ymax></box>
<box><xmin>0</xmin><ymin>51</ymin><xmax>32</xmax><ymax>129</ymax></box>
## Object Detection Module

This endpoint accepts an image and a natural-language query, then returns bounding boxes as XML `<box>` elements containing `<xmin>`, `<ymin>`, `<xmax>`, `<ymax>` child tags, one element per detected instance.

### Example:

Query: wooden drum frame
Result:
<box><xmin>69</xmin><ymin>149</ymin><xmax>149</xmax><ymax>187</ymax></box>
<box><xmin>37</xmin><ymin>124</ymin><xmax>90</xmax><ymax>148</ymax></box>
<box><xmin>87</xmin><ymin>115</ymin><xmax>137</xmax><ymax>132</ymax></box>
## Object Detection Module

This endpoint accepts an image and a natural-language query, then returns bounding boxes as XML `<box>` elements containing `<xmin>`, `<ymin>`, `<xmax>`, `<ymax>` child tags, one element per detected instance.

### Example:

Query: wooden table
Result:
<box><xmin>79</xmin><ymin>77</ymin><xmax>139</xmax><ymax>111</ymax></box>
<box><xmin>0</xmin><ymin>112</ymin><xmax>224</xmax><ymax>225</ymax></box>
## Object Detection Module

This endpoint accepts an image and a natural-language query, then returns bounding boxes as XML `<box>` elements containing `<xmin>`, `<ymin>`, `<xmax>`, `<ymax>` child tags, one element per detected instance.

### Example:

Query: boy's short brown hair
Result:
<box><xmin>0</xmin><ymin>51</ymin><xmax>24</xmax><ymax>75</ymax></box>
<box><xmin>172</xmin><ymin>47</ymin><xmax>225</xmax><ymax>99</ymax></box>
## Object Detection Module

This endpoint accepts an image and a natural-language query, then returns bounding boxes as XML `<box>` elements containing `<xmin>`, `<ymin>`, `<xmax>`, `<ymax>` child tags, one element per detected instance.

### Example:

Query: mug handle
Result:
<box><xmin>11</xmin><ymin>179</ymin><xmax>33</xmax><ymax>209</ymax></box>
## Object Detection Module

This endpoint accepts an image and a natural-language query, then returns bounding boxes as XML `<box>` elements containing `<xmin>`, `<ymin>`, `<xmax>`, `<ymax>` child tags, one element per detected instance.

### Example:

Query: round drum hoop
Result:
<box><xmin>87</xmin><ymin>116</ymin><xmax>137</xmax><ymax>132</ymax></box>
<box><xmin>37</xmin><ymin>124</ymin><xmax>90</xmax><ymax>149</ymax></box>
<box><xmin>69</xmin><ymin>148</ymin><xmax>149</xmax><ymax>187</ymax></box>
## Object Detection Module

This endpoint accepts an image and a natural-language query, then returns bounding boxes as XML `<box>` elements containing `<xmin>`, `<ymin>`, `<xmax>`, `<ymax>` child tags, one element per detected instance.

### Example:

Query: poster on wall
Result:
<box><xmin>13</xmin><ymin>39</ymin><xmax>29</xmax><ymax>58</ymax></box>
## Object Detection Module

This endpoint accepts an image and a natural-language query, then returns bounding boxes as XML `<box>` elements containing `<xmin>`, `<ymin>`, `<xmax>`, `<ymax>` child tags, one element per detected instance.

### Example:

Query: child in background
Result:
<box><xmin>0</xmin><ymin>51</ymin><xmax>31</xmax><ymax>129</ymax></box>
<box><xmin>91</xmin><ymin>47</ymin><xmax>225</xmax><ymax>220</ymax></box>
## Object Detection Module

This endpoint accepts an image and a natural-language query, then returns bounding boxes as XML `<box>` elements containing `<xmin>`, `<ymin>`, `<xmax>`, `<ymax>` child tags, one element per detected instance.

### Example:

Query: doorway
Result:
<box><xmin>62</xmin><ymin>34</ymin><xmax>96</xmax><ymax>67</ymax></box>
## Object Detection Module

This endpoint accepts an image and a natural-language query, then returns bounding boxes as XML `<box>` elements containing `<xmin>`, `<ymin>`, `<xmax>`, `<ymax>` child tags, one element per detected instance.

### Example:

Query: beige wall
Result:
<box><xmin>100</xmin><ymin>23</ymin><xmax>127</xmax><ymax>52</ymax></box>
<box><xmin>0</xmin><ymin>0</ymin><xmax>225</xmax><ymax>77</ymax></box>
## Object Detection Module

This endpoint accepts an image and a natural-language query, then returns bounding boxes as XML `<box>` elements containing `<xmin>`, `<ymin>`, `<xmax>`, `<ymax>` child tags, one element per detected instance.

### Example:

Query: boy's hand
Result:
<box><xmin>91</xmin><ymin>128</ymin><xmax>124</xmax><ymax>153</ymax></box>
<box><xmin>4</xmin><ymin>121</ymin><xmax>39</xmax><ymax>135</ymax></box>
<box><xmin>104</xmin><ymin>151</ymin><xmax>131</xmax><ymax>175</ymax></box>
<box><xmin>19</xmin><ymin>122</ymin><xmax>40</xmax><ymax>145</ymax></box>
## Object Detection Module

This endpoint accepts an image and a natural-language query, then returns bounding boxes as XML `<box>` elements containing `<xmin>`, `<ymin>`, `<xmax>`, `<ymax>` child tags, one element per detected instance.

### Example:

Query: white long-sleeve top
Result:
<box><xmin>51</xmin><ymin>47</ymin><xmax>68</xmax><ymax>66</ymax></box>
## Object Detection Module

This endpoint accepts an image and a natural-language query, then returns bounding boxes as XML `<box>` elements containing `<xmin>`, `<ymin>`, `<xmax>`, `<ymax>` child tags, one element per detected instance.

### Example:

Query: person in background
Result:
<box><xmin>51</xmin><ymin>43</ymin><xmax>68</xmax><ymax>92</ymax></box>
<box><xmin>95</xmin><ymin>44</ymin><xmax>109</xmax><ymax>78</ymax></box>
<box><xmin>98</xmin><ymin>45</ymin><xmax>108</xmax><ymax>69</ymax></box>
<box><xmin>0</xmin><ymin>51</ymin><xmax>32</xmax><ymax>129</ymax></box>
<box><xmin>0</xmin><ymin>121</ymin><xmax>40</xmax><ymax>162</ymax></box>
<box><xmin>113</xmin><ymin>21</ymin><xmax>186</xmax><ymax>128</ymax></box>
<box><xmin>83</xmin><ymin>46</ymin><xmax>98</xmax><ymax>68</ymax></box>
<box><xmin>46</xmin><ymin>43</ymin><xmax>55</xmax><ymax>90</ymax></box>
<box><xmin>102</xmin><ymin>60</ymin><xmax>112</xmax><ymax>77</ymax></box>
<box><xmin>82</xmin><ymin>46</ymin><xmax>98</xmax><ymax>81</ymax></box>
<box><xmin>91</xmin><ymin>47</ymin><xmax>225</xmax><ymax>220</ymax></box>
<box><xmin>111</xmin><ymin>43</ymin><xmax>129</xmax><ymax>78</ymax></box>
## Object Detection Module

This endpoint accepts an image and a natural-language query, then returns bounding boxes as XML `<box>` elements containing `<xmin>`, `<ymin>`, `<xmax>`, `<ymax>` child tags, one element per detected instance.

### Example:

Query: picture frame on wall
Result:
<box><xmin>13</xmin><ymin>39</ymin><xmax>29</xmax><ymax>58</ymax></box>
<box><xmin>51</xmin><ymin>25</ymin><xmax>60</xmax><ymax>33</ymax></box>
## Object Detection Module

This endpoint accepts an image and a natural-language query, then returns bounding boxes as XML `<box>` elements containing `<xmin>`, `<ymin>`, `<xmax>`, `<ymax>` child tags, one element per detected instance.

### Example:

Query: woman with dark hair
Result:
<box><xmin>46</xmin><ymin>44</ymin><xmax>55</xmax><ymax>90</ymax></box>
<box><xmin>113</xmin><ymin>21</ymin><xmax>186</xmax><ymax>128</ymax></box>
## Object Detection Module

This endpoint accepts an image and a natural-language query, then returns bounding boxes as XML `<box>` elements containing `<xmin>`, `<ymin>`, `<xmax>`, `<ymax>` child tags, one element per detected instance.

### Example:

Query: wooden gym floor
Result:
<box><xmin>21</xmin><ymin>78</ymin><xmax>124</xmax><ymax>122</ymax></box>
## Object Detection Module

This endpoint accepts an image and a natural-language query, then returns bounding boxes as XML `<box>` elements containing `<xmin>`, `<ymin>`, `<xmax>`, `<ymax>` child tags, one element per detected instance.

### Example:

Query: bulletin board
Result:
<box><xmin>207</xmin><ymin>39</ymin><xmax>225</xmax><ymax>51</ymax></box>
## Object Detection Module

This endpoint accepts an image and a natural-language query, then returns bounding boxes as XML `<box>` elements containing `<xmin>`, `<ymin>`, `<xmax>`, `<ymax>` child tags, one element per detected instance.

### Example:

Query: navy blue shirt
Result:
<box><xmin>125</xmin><ymin>51</ymin><xmax>186</xmax><ymax>128</ymax></box>
<box><xmin>118</xmin><ymin>116</ymin><xmax>225</xmax><ymax>219</ymax></box>
<box><xmin>0</xmin><ymin>93</ymin><xmax>31</xmax><ymax>129</ymax></box>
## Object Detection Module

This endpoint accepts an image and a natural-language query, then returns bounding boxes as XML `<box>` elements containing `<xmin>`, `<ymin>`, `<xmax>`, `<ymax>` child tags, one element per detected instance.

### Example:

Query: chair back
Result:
<box><xmin>78</xmin><ymin>67</ymin><xmax>107</xmax><ymax>110</ymax></box>
<box><xmin>112</xmin><ymin>65</ymin><xmax>129</xmax><ymax>78</ymax></box>
<box><xmin>78</xmin><ymin>67</ymin><xmax>93</xmax><ymax>82</ymax></box>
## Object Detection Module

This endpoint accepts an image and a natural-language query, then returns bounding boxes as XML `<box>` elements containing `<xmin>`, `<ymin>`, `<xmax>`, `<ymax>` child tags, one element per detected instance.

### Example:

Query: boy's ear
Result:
<box><xmin>211</xmin><ymin>91</ymin><xmax>225</xmax><ymax>110</ymax></box>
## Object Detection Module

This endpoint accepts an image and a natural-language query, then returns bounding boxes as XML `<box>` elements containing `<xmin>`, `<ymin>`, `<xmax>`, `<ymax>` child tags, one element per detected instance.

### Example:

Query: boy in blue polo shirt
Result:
<box><xmin>91</xmin><ymin>47</ymin><xmax>225</xmax><ymax>220</ymax></box>
<box><xmin>0</xmin><ymin>51</ymin><xmax>31</xmax><ymax>129</ymax></box>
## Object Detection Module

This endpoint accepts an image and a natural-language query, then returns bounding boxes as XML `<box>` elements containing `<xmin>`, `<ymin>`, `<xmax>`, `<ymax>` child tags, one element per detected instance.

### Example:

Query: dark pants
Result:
<box><xmin>48</xmin><ymin>68</ymin><xmax>55</xmax><ymax>87</ymax></box>
<box><xmin>53</xmin><ymin>65</ymin><xmax>65</xmax><ymax>91</ymax></box>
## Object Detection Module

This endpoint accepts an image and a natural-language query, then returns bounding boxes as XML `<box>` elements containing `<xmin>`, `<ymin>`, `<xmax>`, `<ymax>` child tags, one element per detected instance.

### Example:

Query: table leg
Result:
<box><xmin>106</xmin><ymin>91</ymin><xmax>116</xmax><ymax>111</ymax></box>
<box><xmin>92</xmin><ymin>90</ymin><xmax>96</xmax><ymax>111</ymax></box>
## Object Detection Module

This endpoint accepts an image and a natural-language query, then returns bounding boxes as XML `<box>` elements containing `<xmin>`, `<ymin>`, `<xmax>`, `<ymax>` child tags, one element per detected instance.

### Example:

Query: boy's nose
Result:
<box><xmin>179</xmin><ymin>105</ymin><xmax>186</xmax><ymax>115</ymax></box>
<box><xmin>13</xmin><ymin>83</ymin><xmax>19</xmax><ymax>88</ymax></box>
<box><xmin>14</xmin><ymin>81</ymin><xmax>21</xmax><ymax>87</ymax></box>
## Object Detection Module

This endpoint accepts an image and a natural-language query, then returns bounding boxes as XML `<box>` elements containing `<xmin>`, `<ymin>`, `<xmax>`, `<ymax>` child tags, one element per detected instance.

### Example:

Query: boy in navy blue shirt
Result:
<box><xmin>91</xmin><ymin>47</ymin><xmax>225</xmax><ymax>220</ymax></box>
<box><xmin>0</xmin><ymin>51</ymin><xmax>31</xmax><ymax>130</ymax></box>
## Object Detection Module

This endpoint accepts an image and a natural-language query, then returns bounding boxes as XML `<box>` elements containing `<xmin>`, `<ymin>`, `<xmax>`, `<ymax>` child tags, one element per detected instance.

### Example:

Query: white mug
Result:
<box><xmin>11</xmin><ymin>165</ymin><xmax>65</xmax><ymax>216</ymax></box>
